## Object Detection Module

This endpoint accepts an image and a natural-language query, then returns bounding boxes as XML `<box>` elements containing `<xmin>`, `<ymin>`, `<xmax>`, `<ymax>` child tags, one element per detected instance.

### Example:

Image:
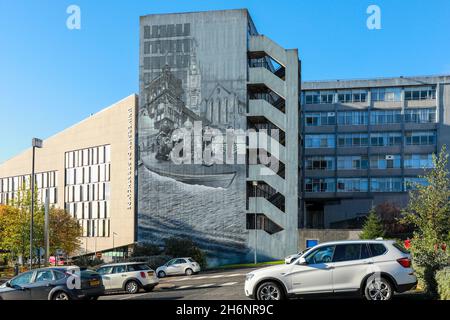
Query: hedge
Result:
<box><xmin>436</xmin><ymin>267</ymin><xmax>450</xmax><ymax>300</ymax></box>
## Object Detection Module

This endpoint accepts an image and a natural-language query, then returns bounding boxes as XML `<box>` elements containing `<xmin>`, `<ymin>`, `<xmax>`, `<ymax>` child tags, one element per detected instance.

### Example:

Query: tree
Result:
<box><xmin>47</xmin><ymin>208</ymin><xmax>82</xmax><ymax>256</ymax></box>
<box><xmin>375</xmin><ymin>202</ymin><xmax>414</xmax><ymax>239</ymax></box>
<box><xmin>359</xmin><ymin>209</ymin><xmax>385</xmax><ymax>240</ymax></box>
<box><xmin>164</xmin><ymin>237</ymin><xmax>207</xmax><ymax>268</ymax></box>
<box><xmin>401</xmin><ymin>145</ymin><xmax>450</xmax><ymax>298</ymax></box>
<box><xmin>132</xmin><ymin>242</ymin><xmax>162</xmax><ymax>257</ymax></box>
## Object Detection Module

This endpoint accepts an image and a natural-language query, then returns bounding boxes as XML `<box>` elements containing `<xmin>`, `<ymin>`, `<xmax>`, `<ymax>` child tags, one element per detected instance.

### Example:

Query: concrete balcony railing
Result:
<box><xmin>248</xmin><ymin>35</ymin><xmax>288</xmax><ymax>66</ymax></box>
<box><xmin>248</xmin><ymin>67</ymin><xmax>286</xmax><ymax>99</ymax></box>
<box><xmin>248</xmin><ymin>164</ymin><xmax>286</xmax><ymax>195</ymax></box>
<box><xmin>248</xmin><ymin>99</ymin><xmax>286</xmax><ymax>131</ymax></box>
<box><xmin>248</xmin><ymin>197</ymin><xmax>286</xmax><ymax>228</ymax></box>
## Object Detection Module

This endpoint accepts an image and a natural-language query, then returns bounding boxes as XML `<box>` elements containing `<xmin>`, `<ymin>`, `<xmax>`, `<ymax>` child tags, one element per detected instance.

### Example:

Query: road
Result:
<box><xmin>100</xmin><ymin>267</ymin><xmax>253</xmax><ymax>300</ymax></box>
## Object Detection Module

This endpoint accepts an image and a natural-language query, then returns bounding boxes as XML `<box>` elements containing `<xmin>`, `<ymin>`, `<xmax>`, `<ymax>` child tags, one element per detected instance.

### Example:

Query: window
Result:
<box><xmin>405</xmin><ymin>131</ymin><xmax>436</xmax><ymax>145</ymax></box>
<box><xmin>10</xmin><ymin>271</ymin><xmax>33</xmax><ymax>286</ymax></box>
<box><xmin>371</xmin><ymin>178</ymin><xmax>403</xmax><ymax>192</ymax></box>
<box><xmin>333</xmin><ymin>244</ymin><xmax>364</xmax><ymax>262</ymax></box>
<box><xmin>404</xmin><ymin>154</ymin><xmax>434</xmax><ymax>169</ymax></box>
<box><xmin>304</xmin><ymin>91</ymin><xmax>334</xmax><ymax>104</ymax></box>
<box><xmin>305</xmin><ymin>156</ymin><xmax>335</xmax><ymax>170</ymax></box>
<box><xmin>127</xmin><ymin>264</ymin><xmax>151</xmax><ymax>272</ymax></box>
<box><xmin>337</xmin><ymin>111</ymin><xmax>368</xmax><ymax>125</ymax></box>
<box><xmin>305</xmin><ymin>246</ymin><xmax>335</xmax><ymax>264</ymax></box>
<box><xmin>113</xmin><ymin>265</ymin><xmax>127</xmax><ymax>274</ymax></box>
<box><xmin>370</xmin><ymin>110</ymin><xmax>402</xmax><ymax>124</ymax></box>
<box><xmin>370</xmin><ymin>132</ymin><xmax>402</xmax><ymax>146</ymax></box>
<box><xmin>337</xmin><ymin>178</ymin><xmax>368</xmax><ymax>192</ymax></box>
<box><xmin>337</xmin><ymin>133</ymin><xmax>368</xmax><ymax>147</ymax></box>
<box><xmin>337</xmin><ymin>156</ymin><xmax>368</xmax><ymax>170</ymax></box>
<box><xmin>305</xmin><ymin>178</ymin><xmax>335</xmax><ymax>192</ymax></box>
<box><xmin>305</xmin><ymin>135</ymin><xmax>335</xmax><ymax>148</ymax></box>
<box><xmin>404</xmin><ymin>86</ymin><xmax>436</xmax><ymax>101</ymax></box>
<box><xmin>404</xmin><ymin>177</ymin><xmax>428</xmax><ymax>191</ymax></box>
<box><xmin>369</xmin><ymin>244</ymin><xmax>387</xmax><ymax>256</ymax></box>
<box><xmin>393</xmin><ymin>243</ymin><xmax>410</xmax><ymax>254</ymax></box>
<box><xmin>404</xmin><ymin>108</ymin><xmax>436</xmax><ymax>123</ymax></box>
<box><xmin>97</xmin><ymin>266</ymin><xmax>113</xmax><ymax>275</ymax></box>
<box><xmin>371</xmin><ymin>87</ymin><xmax>402</xmax><ymax>102</ymax></box>
<box><xmin>304</xmin><ymin>112</ymin><xmax>336</xmax><ymax>126</ymax></box>
<box><xmin>337</xmin><ymin>90</ymin><xmax>367</xmax><ymax>103</ymax></box>
<box><xmin>370</xmin><ymin>155</ymin><xmax>401</xmax><ymax>169</ymax></box>
<box><xmin>34</xmin><ymin>270</ymin><xmax>54</xmax><ymax>283</ymax></box>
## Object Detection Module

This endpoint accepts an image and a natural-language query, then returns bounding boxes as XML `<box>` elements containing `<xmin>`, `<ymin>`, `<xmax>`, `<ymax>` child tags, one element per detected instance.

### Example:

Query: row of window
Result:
<box><xmin>65</xmin><ymin>145</ymin><xmax>111</xmax><ymax>169</ymax></box>
<box><xmin>65</xmin><ymin>164</ymin><xmax>111</xmax><ymax>186</ymax></box>
<box><xmin>305</xmin><ymin>177</ymin><xmax>426</xmax><ymax>193</ymax></box>
<box><xmin>66</xmin><ymin>200</ymin><xmax>110</xmax><ymax>221</ymax></box>
<box><xmin>0</xmin><ymin>187</ymin><xmax>57</xmax><ymax>206</ymax></box>
<box><xmin>304</xmin><ymin>108</ymin><xmax>436</xmax><ymax>126</ymax></box>
<box><xmin>0</xmin><ymin>171</ymin><xmax>57</xmax><ymax>193</ymax></box>
<box><xmin>302</xmin><ymin>86</ymin><xmax>436</xmax><ymax>104</ymax></box>
<box><xmin>305</xmin><ymin>131</ymin><xmax>436</xmax><ymax>148</ymax></box>
<box><xmin>79</xmin><ymin>219</ymin><xmax>110</xmax><ymax>238</ymax></box>
<box><xmin>65</xmin><ymin>183</ymin><xmax>110</xmax><ymax>203</ymax></box>
<box><xmin>306</xmin><ymin>154</ymin><xmax>434</xmax><ymax>170</ymax></box>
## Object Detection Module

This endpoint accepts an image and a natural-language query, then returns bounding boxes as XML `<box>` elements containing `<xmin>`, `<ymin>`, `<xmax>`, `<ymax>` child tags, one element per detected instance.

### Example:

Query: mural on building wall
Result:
<box><xmin>138</xmin><ymin>17</ymin><xmax>249</xmax><ymax>265</ymax></box>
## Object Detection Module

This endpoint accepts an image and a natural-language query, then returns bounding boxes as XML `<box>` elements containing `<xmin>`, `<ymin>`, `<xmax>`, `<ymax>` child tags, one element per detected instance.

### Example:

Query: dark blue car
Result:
<box><xmin>0</xmin><ymin>267</ymin><xmax>105</xmax><ymax>300</ymax></box>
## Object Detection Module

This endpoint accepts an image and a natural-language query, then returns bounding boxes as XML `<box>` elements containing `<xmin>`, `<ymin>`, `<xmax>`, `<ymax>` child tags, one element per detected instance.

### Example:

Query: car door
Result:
<box><xmin>165</xmin><ymin>259</ymin><xmax>181</xmax><ymax>275</ymax></box>
<box><xmin>110</xmin><ymin>265</ymin><xmax>128</xmax><ymax>290</ymax></box>
<box><xmin>97</xmin><ymin>266</ymin><xmax>114</xmax><ymax>290</ymax></box>
<box><xmin>329</xmin><ymin>243</ymin><xmax>373</xmax><ymax>292</ymax></box>
<box><xmin>286</xmin><ymin>245</ymin><xmax>335</xmax><ymax>294</ymax></box>
<box><xmin>28</xmin><ymin>269</ymin><xmax>56</xmax><ymax>300</ymax></box>
<box><xmin>1</xmin><ymin>271</ymin><xmax>34</xmax><ymax>300</ymax></box>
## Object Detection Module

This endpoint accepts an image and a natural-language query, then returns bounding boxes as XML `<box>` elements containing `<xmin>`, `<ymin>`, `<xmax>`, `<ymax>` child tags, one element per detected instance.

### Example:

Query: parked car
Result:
<box><xmin>0</xmin><ymin>267</ymin><xmax>104</xmax><ymax>300</ymax></box>
<box><xmin>245</xmin><ymin>240</ymin><xmax>417</xmax><ymax>301</ymax></box>
<box><xmin>284</xmin><ymin>249</ymin><xmax>310</xmax><ymax>264</ymax></box>
<box><xmin>156</xmin><ymin>258</ymin><xmax>201</xmax><ymax>278</ymax></box>
<box><xmin>96</xmin><ymin>262</ymin><xmax>158</xmax><ymax>294</ymax></box>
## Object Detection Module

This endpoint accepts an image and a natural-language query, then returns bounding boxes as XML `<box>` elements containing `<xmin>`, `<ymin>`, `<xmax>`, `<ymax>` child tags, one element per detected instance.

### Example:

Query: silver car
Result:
<box><xmin>156</xmin><ymin>258</ymin><xmax>201</xmax><ymax>278</ymax></box>
<box><xmin>96</xmin><ymin>262</ymin><xmax>159</xmax><ymax>294</ymax></box>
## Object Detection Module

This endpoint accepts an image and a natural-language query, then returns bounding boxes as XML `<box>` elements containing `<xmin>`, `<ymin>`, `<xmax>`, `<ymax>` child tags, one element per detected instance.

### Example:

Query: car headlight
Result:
<box><xmin>246</xmin><ymin>273</ymin><xmax>255</xmax><ymax>281</ymax></box>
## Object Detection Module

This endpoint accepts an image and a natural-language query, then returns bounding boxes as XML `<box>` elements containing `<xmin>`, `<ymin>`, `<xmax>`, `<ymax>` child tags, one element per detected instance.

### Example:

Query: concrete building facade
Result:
<box><xmin>137</xmin><ymin>9</ymin><xmax>300</xmax><ymax>265</ymax></box>
<box><xmin>300</xmin><ymin>75</ymin><xmax>450</xmax><ymax>244</ymax></box>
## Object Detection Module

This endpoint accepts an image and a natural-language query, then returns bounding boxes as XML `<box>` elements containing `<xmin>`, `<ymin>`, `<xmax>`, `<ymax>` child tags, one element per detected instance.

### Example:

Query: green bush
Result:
<box><xmin>436</xmin><ymin>267</ymin><xmax>450</xmax><ymax>300</ymax></box>
<box><xmin>125</xmin><ymin>255</ymin><xmax>173</xmax><ymax>270</ymax></box>
<box><xmin>132</xmin><ymin>243</ymin><xmax>162</xmax><ymax>257</ymax></box>
<box><xmin>164</xmin><ymin>237</ymin><xmax>207</xmax><ymax>269</ymax></box>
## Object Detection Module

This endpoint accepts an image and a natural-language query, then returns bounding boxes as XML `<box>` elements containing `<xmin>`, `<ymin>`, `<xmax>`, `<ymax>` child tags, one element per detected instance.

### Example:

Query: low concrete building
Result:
<box><xmin>0</xmin><ymin>95</ymin><xmax>138</xmax><ymax>260</ymax></box>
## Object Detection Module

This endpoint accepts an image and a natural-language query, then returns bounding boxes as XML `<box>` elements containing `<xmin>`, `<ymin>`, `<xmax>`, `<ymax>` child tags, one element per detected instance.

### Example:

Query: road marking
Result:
<box><xmin>224</xmin><ymin>273</ymin><xmax>244</xmax><ymax>277</ymax></box>
<box><xmin>209</xmin><ymin>275</ymin><xmax>224</xmax><ymax>279</ymax></box>
<box><xmin>220</xmin><ymin>282</ymin><xmax>238</xmax><ymax>286</ymax></box>
<box><xmin>176</xmin><ymin>285</ymin><xmax>193</xmax><ymax>290</ymax></box>
<box><xmin>119</xmin><ymin>293</ymin><xmax>149</xmax><ymax>300</ymax></box>
<box><xmin>166</xmin><ymin>273</ymin><xmax>246</xmax><ymax>283</ymax></box>
<box><xmin>172</xmin><ymin>277</ymin><xmax>191</xmax><ymax>282</ymax></box>
<box><xmin>197</xmin><ymin>283</ymin><xmax>215</xmax><ymax>288</ymax></box>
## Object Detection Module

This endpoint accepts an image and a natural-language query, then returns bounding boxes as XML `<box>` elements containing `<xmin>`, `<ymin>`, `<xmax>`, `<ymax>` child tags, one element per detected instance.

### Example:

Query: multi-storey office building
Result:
<box><xmin>300</xmin><ymin>76</ymin><xmax>450</xmax><ymax>238</ymax></box>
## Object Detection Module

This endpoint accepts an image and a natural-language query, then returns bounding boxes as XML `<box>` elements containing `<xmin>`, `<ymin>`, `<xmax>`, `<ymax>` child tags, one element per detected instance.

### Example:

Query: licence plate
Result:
<box><xmin>147</xmin><ymin>271</ymin><xmax>154</xmax><ymax>276</ymax></box>
<box><xmin>90</xmin><ymin>279</ymin><xmax>100</xmax><ymax>287</ymax></box>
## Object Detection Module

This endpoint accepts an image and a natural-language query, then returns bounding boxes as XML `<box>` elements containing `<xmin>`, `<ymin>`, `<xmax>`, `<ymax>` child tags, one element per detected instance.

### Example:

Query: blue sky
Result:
<box><xmin>0</xmin><ymin>0</ymin><xmax>449</xmax><ymax>163</ymax></box>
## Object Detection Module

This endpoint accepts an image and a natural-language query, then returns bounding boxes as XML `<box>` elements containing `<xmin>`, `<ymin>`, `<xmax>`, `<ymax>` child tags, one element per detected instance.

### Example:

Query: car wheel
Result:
<box><xmin>364</xmin><ymin>276</ymin><xmax>393</xmax><ymax>301</ymax></box>
<box><xmin>125</xmin><ymin>280</ymin><xmax>140</xmax><ymax>294</ymax></box>
<box><xmin>158</xmin><ymin>271</ymin><xmax>166</xmax><ymax>278</ymax></box>
<box><xmin>185</xmin><ymin>268</ymin><xmax>193</xmax><ymax>276</ymax></box>
<box><xmin>52</xmin><ymin>291</ymin><xmax>70</xmax><ymax>301</ymax></box>
<box><xmin>256</xmin><ymin>281</ymin><xmax>284</xmax><ymax>301</ymax></box>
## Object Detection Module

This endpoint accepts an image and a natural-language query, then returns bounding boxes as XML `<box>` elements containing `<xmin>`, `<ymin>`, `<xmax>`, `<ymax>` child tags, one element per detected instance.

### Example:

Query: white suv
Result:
<box><xmin>96</xmin><ymin>262</ymin><xmax>159</xmax><ymax>294</ymax></box>
<box><xmin>156</xmin><ymin>258</ymin><xmax>201</xmax><ymax>278</ymax></box>
<box><xmin>245</xmin><ymin>240</ymin><xmax>417</xmax><ymax>300</ymax></box>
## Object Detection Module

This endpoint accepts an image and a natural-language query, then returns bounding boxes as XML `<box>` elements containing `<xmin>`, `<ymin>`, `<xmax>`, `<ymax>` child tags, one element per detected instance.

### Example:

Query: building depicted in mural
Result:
<box><xmin>138</xmin><ymin>9</ymin><xmax>301</xmax><ymax>265</ymax></box>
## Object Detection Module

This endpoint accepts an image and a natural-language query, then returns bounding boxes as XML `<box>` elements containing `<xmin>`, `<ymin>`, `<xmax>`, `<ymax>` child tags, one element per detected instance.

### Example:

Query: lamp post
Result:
<box><xmin>252</xmin><ymin>181</ymin><xmax>258</xmax><ymax>264</ymax></box>
<box><xmin>30</xmin><ymin>138</ymin><xmax>43</xmax><ymax>270</ymax></box>
<box><xmin>112</xmin><ymin>232</ymin><xmax>118</xmax><ymax>261</ymax></box>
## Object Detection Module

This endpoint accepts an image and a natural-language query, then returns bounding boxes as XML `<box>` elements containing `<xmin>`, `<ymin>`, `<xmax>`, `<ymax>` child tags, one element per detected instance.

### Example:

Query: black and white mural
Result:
<box><xmin>138</xmin><ymin>13</ymin><xmax>250</xmax><ymax>265</ymax></box>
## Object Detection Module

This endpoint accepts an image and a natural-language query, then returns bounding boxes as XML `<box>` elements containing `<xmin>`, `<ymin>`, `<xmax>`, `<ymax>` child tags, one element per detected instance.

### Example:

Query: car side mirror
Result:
<box><xmin>298</xmin><ymin>257</ymin><xmax>307</xmax><ymax>265</ymax></box>
<box><xmin>5</xmin><ymin>282</ymin><xmax>11</xmax><ymax>288</ymax></box>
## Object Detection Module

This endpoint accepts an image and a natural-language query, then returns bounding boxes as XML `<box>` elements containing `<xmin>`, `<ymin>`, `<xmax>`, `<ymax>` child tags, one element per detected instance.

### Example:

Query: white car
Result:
<box><xmin>96</xmin><ymin>262</ymin><xmax>159</xmax><ymax>294</ymax></box>
<box><xmin>156</xmin><ymin>257</ymin><xmax>201</xmax><ymax>278</ymax></box>
<box><xmin>245</xmin><ymin>240</ymin><xmax>417</xmax><ymax>300</ymax></box>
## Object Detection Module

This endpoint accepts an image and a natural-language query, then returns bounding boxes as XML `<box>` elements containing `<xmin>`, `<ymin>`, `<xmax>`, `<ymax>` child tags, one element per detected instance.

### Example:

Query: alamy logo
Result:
<box><xmin>366</xmin><ymin>5</ymin><xmax>382</xmax><ymax>30</ymax></box>
<box><xmin>66</xmin><ymin>5</ymin><xmax>81</xmax><ymax>30</ymax></box>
